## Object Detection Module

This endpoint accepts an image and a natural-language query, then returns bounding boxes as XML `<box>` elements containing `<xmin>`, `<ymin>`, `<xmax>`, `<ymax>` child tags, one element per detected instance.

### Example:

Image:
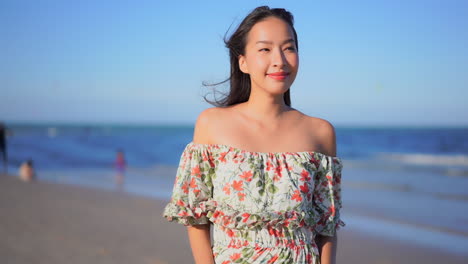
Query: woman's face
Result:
<box><xmin>239</xmin><ymin>16</ymin><xmax>299</xmax><ymax>97</ymax></box>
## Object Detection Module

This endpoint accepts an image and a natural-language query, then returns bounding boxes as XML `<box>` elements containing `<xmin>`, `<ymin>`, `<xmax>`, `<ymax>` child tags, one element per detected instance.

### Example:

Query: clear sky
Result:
<box><xmin>1</xmin><ymin>0</ymin><xmax>467</xmax><ymax>126</ymax></box>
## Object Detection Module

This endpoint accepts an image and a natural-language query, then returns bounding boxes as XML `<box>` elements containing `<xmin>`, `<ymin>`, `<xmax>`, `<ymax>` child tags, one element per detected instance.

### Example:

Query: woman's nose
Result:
<box><xmin>272</xmin><ymin>49</ymin><xmax>287</xmax><ymax>68</ymax></box>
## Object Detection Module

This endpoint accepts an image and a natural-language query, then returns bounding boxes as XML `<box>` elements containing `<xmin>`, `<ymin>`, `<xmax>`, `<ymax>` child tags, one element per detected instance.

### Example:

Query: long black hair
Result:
<box><xmin>203</xmin><ymin>6</ymin><xmax>298</xmax><ymax>107</ymax></box>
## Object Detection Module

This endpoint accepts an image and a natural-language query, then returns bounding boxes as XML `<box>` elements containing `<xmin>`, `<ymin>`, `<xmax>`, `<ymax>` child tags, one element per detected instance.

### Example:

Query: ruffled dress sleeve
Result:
<box><xmin>313</xmin><ymin>155</ymin><xmax>345</xmax><ymax>236</ymax></box>
<box><xmin>163</xmin><ymin>143</ymin><xmax>217</xmax><ymax>226</ymax></box>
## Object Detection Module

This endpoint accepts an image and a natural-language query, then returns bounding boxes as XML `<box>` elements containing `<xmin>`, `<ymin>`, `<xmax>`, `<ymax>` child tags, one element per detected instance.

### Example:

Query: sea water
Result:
<box><xmin>4</xmin><ymin>124</ymin><xmax>468</xmax><ymax>254</ymax></box>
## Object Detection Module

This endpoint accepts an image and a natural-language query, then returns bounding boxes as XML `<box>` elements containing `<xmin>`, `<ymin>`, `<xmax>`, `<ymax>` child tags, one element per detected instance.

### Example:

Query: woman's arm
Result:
<box><xmin>187</xmin><ymin>103</ymin><xmax>219</xmax><ymax>263</ymax></box>
<box><xmin>316</xmin><ymin>234</ymin><xmax>338</xmax><ymax>264</ymax></box>
<box><xmin>187</xmin><ymin>224</ymin><xmax>214</xmax><ymax>264</ymax></box>
<box><xmin>315</xmin><ymin>119</ymin><xmax>339</xmax><ymax>264</ymax></box>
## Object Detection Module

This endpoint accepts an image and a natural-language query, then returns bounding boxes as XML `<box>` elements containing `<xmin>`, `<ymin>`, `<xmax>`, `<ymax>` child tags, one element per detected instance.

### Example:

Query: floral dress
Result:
<box><xmin>163</xmin><ymin>142</ymin><xmax>345</xmax><ymax>264</ymax></box>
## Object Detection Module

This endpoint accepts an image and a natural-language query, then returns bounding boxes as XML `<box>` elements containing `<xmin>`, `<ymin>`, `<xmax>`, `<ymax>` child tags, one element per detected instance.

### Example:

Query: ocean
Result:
<box><xmin>4</xmin><ymin>124</ymin><xmax>468</xmax><ymax>254</ymax></box>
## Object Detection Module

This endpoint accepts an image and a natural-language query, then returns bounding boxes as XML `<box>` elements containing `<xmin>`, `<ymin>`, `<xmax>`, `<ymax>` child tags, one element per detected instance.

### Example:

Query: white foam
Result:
<box><xmin>376</xmin><ymin>152</ymin><xmax>468</xmax><ymax>166</ymax></box>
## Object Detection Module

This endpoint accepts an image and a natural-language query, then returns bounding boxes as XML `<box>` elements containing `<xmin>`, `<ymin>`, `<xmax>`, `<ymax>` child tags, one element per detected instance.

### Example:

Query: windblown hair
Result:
<box><xmin>203</xmin><ymin>6</ymin><xmax>298</xmax><ymax>107</ymax></box>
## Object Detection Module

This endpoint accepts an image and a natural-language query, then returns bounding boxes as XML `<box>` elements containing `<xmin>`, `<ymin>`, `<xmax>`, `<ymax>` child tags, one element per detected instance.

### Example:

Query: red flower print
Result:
<box><xmin>242</xmin><ymin>213</ymin><xmax>250</xmax><ymax>223</ymax></box>
<box><xmin>326</xmin><ymin>174</ymin><xmax>332</xmax><ymax>180</ymax></box>
<box><xmin>334</xmin><ymin>193</ymin><xmax>341</xmax><ymax>201</ymax></box>
<box><xmin>182</xmin><ymin>181</ymin><xmax>189</xmax><ymax>194</ymax></box>
<box><xmin>277</xmin><ymin>228</ymin><xmax>284</xmax><ymax>237</ymax></box>
<box><xmin>223</xmin><ymin>218</ymin><xmax>232</xmax><ymax>227</ymax></box>
<box><xmin>316</xmin><ymin>196</ymin><xmax>324</xmax><ymax>203</ymax></box>
<box><xmin>300</xmin><ymin>169</ymin><xmax>311</xmax><ymax>182</ymax></box>
<box><xmin>178</xmin><ymin>211</ymin><xmax>189</xmax><ymax>217</ymax></box>
<box><xmin>208</xmin><ymin>157</ymin><xmax>215</xmax><ymax>168</ymax></box>
<box><xmin>230</xmin><ymin>253</ymin><xmax>241</xmax><ymax>261</ymax></box>
<box><xmin>310</xmin><ymin>157</ymin><xmax>320</xmax><ymax>167</ymax></box>
<box><xmin>240</xmin><ymin>171</ymin><xmax>253</xmax><ymax>182</ymax></box>
<box><xmin>189</xmin><ymin>178</ymin><xmax>197</xmax><ymax>189</ymax></box>
<box><xmin>238</xmin><ymin>192</ymin><xmax>246</xmax><ymax>201</ymax></box>
<box><xmin>226</xmin><ymin>229</ymin><xmax>235</xmax><ymax>237</ymax></box>
<box><xmin>219</xmin><ymin>152</ymin><xmax>228</xmax><ymax>163</ymax></box>
<box><xmin>274</xmin><ymin>166</ymin><xmax>282</xmax><ymax>178</ymax></box>
<box><xmin>266</xmin><ymin>161</ymin><xmax>273</xmax><ymax>171</ymax></box>
<box><xmin>300</xmin><ymin>183</ymin><xmax>309</xmax><ymax>194</ymax></box>
<box><xmin>212</xmin><ymin>210</ymin><xmax>221</xmax><ymax>218</ymax></box>
<box><xmin>191</xmin><ymin>165</ymin><xmax>201</xmax><ymax>177</ymax></box>
<box><xmin>202</xmin><ymin>152</ymin><xmax>208</xmax><ymax>161</ymax></box>
<box><xmin>267</xmin><ymin>254</ymin><xmax>279</xmax><ymax>263</ymax></box>
<box><xmin>291</xmin><ymin>190</ymin><xmax>302</xmax><ymax>202</ymax></box>
<box><xmin>233</xmin><ymin>153</ymin><xmax>241</xmax><ymax>164</ymax></box>
<box><xmin>268</xmin><ymin>227</ymin><xmax>275</xmax><ymax>236</ymax></box>
<box><xmin>232</xmin><ymin>180</ymin><xmax>243</xmax><ymax>191</ymax></box>
<box><xmin>328</xmin><ymin>205</ymin><xmax>336</xmax><ymax>216</ymax></box>
<box><xmin>221</xmin><ymin>261</ymin><xmax>231</xmax><ymax>264</ymax></box>
<box><xmin>223</xmin><ymin>183</ymin><xmax>231</xmax><ymax>195</ymax></box>
<box><xmin>176</xmin><ymin>199</ymin><xmax>185</xmax><ymax>206</ymax></box>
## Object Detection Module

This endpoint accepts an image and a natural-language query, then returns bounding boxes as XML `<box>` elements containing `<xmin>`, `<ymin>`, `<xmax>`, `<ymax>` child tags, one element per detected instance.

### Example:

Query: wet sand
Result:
<box><xmin>1</xmin><ymin>174</ymin><xmax>466</xmax><ymax>264</ymax></box>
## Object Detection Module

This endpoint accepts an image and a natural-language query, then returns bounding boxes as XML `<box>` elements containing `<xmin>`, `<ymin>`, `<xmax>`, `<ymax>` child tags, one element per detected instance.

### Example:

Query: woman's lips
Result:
<box><xmin>267</xmin><ymin>72</ymin><xmax>290</xmax><ymax>80</ymax></box>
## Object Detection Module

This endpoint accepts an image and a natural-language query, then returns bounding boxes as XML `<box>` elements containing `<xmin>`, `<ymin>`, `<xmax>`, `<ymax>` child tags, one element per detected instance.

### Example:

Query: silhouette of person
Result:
<box><xmin>0</xmin><ymin>123</ymin><xmax>8</xmax><ymax>174</ymax></box>
<box><xmin>114</xmin><ymin>149</ymin><xmax>126</xmax><ymax>190</ymax></box>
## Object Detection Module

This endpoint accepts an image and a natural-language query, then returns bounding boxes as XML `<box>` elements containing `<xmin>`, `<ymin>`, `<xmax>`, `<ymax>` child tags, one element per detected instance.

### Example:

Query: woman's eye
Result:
<box><xmin>259</xmin><ymin>48</ymin><xmax>270</xmax><ymax>52</ymax></box>
<box><xmin>286</xmin><ymin>46</ymin><xmax>296</xmax><ymax>51</ymax></box>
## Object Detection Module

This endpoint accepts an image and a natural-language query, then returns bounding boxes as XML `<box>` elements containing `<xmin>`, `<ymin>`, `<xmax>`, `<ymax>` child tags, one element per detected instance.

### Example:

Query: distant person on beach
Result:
<box><xmin>163</xmin><ymin>6</ymin><xmax>344</xmax><ymax>264</ymax></box>
<box><xmin>19</xmin><ymin>159</ymin><xmax>36</xmax><ymax>182</ymax></box>
<box><xmin>114</xmin><ymin>149</ymin><xmax>126</xmax><ymax>189</ymax></box>
<box><xmin>0</xmin><ymin>123</ymin><xmax>8</xmax><ymax>174</ymax></box>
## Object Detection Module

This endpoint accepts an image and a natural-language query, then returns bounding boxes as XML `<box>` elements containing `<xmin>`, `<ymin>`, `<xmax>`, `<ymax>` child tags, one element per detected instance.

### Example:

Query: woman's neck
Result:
<box><xmin>241</xmin><ymin>93</ymin><xmax>290</xmax><ymax>123</ymax></box>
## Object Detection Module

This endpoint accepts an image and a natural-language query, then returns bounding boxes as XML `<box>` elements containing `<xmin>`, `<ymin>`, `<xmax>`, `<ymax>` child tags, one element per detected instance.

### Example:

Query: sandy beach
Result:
<box><xmin>1</xmin><ymin>174</ymin><xmax>466</xmax><ymax>264</ymax></box>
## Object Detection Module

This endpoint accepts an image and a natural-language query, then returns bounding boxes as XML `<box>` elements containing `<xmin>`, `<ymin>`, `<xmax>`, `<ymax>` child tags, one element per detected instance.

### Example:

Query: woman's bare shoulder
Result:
<box><xmin>192</xmin><ymin>107</ymin><xmax>229</xmax><ymax>144</ymax></box>
<box><xmin>289</xmin><ymin>109</ymin><xmax>331</xmax><ymax>128</ymax></box>
<box><xmin>299</xmin><ymin>112</ymin><xmax>338</xmax><ymax>157</ymax></box>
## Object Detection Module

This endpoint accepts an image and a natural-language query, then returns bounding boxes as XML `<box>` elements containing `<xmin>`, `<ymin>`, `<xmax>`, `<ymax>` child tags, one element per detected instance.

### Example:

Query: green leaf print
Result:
<box><xmin>256</xmin><ymin>175</ymin><xmax>265</xmax><ymax>196</ymax></box>
<box><xmin>280</xmin><ymin>251</ymin><xmax>285</xmax><ymax>258</ymax></box>
<box><xmin>242</xmin><ymin>249</ymin><xmax>255</xmax><ymax>260</ymax></box>
<box><xmin>256</xmin><ymin>179</ymin><xmax>263</xmax><ymax>187</ymax></box>
<box><xmin>267</xmin><ymin>184</ymin><xmax>278</xmax><ymax>194</ymax></box>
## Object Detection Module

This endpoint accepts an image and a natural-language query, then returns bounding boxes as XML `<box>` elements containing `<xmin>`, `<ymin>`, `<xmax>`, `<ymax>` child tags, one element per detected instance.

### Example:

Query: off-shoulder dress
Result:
<box><xmin>163</xmin><ymin>142</ymin><xmax>345</xmax><ymax>264</ymax></box>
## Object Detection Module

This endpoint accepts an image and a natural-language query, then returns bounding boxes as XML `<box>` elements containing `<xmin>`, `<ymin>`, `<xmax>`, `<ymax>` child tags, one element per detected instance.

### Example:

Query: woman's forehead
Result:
<box><xmin>247</xmin><ymin>17</ymin><xmax>295</xmax><ymax>45</ymax></box>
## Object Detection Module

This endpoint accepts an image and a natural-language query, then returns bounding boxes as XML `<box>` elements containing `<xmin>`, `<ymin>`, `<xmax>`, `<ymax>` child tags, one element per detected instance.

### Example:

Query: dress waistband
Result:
<box><xmin>212</xmin><ymin>225</ymin><xmax>318</xmax><ymax>251</ymax></box>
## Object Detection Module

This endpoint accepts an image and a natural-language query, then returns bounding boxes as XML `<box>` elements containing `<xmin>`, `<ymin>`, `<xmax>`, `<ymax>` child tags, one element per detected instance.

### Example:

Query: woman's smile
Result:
<box><xmin>267</xmin><ymin>71</ymin><xmax>290</xmax><ymax>81</ymax></box>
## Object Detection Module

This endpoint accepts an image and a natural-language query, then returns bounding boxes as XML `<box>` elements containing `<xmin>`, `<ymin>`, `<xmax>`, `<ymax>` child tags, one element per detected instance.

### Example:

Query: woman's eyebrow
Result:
<box><xmin>255</xmin><ymin>38</ymin><xmax>295</xmax><ymax>45</ymax></box>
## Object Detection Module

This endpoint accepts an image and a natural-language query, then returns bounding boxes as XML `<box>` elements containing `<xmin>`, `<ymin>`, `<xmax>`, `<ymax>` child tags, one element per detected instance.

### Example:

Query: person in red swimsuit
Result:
<box><xmin>114</xmin><ymin>149</ymin><xmax>126</xmax><ymax>190</ymax></box>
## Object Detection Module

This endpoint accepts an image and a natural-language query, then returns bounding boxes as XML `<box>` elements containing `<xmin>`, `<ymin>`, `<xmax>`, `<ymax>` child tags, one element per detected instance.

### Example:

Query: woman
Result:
<box><xmin>163</xmin><ymin>6</ymin><xmax>345</xmax><ymax>264</ymax></box>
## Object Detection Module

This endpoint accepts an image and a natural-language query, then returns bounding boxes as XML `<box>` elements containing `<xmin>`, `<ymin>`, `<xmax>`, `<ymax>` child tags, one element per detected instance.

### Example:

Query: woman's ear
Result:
<box><xmin>238</xmin><ymin>55</ymin><xmax>249</xmax><ymax>74</ymax></box>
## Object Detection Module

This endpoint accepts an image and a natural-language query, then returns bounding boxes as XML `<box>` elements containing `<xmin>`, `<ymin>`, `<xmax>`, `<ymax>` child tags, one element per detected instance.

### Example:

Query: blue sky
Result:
<box><xmin>1</xmin><ymin>0</ymin><xmax>467</xmax><ymax>126</ymax></box>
